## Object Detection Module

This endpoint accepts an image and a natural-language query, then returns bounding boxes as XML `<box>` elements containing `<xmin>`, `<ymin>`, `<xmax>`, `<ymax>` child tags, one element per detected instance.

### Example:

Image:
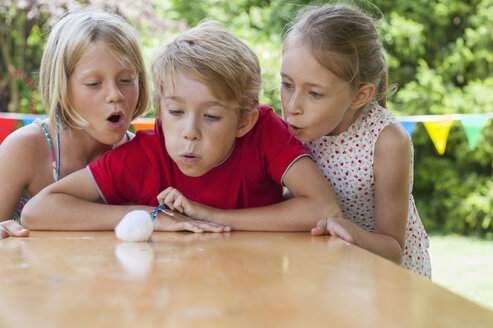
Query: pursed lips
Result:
<box><xmin>287</xmin><ymin>123</ymin><xmax>302</xmax><ymax>136</ymax></box>
<box><xmin>179</xmin><ymin>151</ymin><xmax>200</xmax><ymax>164</ymax></box>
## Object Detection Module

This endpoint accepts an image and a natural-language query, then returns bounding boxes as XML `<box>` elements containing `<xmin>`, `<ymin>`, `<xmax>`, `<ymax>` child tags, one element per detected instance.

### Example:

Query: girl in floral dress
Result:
<box><xmin>280</xmin><ymin>4</ymin><xmax>431</xmax><ymax>277</ymax></box>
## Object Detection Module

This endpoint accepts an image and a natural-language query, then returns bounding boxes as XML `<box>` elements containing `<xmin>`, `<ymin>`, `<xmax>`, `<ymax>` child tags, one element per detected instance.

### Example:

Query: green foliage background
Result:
<box><xmin>1</xmin><ymin>0</ymin><xmax>492</xmax><ymax>237</ymax></box>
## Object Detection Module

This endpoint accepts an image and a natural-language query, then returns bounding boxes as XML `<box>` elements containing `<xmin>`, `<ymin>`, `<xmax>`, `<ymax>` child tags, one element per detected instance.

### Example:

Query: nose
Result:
<box><xmin>284</xmin><ymin>90</ymin><xmax>303</xmax><ymax>117</ymax></box>
<box><xmin>105</xmin><ymin>82</ymin><xmax>124</xmax><ymax>103</ymax></box>
<box><xmin>182</xmin><ymin>116</ymin><xmax>200</xmax><ymax>141</ymax></box>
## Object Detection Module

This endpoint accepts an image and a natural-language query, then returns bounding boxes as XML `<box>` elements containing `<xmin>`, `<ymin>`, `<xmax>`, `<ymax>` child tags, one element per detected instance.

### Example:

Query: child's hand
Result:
<box><xmin>311</xmin><ymin>217</ymin><xmax>354</xmax><ymax>244</ymax></box>
<box><xmin>157</xmin><ymin>187</ymin><xmax>196</xmax><ymax>216</ymax></box>
<box><xmin>0</xmin><ymin>220</ymin><xmax>30</xmax><ymax>239</ymax></box>
<box><xmin>155</xmin><ymin>211</ymin><xmax>230</xmax><ymax>233</ymax></box>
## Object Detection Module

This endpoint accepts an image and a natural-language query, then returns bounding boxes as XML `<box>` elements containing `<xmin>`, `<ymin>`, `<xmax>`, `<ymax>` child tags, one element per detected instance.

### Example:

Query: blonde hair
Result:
<box><xmin>39</xmin><ymin>8</ymin><xmax>151</xmax><ymax>127</ymax></box>
<box><xmin>284</xmin><ymin>4</ymin><xmax>388</xmax><ymax>107</ymax></box>
<box><xmin>152</xmin><ymin>21</ymin><xmax>262</xmax><ymax>120</ymax></box>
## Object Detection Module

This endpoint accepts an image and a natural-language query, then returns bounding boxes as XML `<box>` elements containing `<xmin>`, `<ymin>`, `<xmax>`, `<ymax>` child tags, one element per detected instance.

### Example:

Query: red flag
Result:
<box><xmin>0</xmin><ymin>118</ymin><xmax>17</xmax><ymax>144</ymax></box>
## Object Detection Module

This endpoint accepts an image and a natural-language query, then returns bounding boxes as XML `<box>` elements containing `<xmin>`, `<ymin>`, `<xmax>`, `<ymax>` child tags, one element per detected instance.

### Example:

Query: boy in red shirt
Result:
<box><xmin>22</xmin><ymin>22</ymin><xmax>341</xmax><ymax>232</ymax></box>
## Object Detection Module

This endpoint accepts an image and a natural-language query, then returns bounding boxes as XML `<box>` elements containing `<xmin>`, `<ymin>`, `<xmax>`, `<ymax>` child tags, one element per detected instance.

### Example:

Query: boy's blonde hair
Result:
<box><xmin>39</xmin><ymin>8</ymin><xmax>151</xmax><ymax>127</ymax></box>
<box><xmin>152</xmin><ymin>21</ymin><xmax>262</xmax><ymax>120</ymax></box>
<box><xmin>284</xmin><ymin>4</ymin><xmax>388</xmax><ymax>107</ymax></box>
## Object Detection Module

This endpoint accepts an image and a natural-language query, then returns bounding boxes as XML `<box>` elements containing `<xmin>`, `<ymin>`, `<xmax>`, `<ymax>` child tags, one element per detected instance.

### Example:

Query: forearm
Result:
<box><xmin>351</xmin><ymin>226</ymin><xmax>404</xmax><ymax>264</ymax></box>
<box><xmin>205</xmin><ymin>195</ymin><xmax>341</xmax><ymax>232</ymax></box>
<box><xmin>21</xmin><ymin>190</ymin><xmax>150</xmax><ymax>230</ymax></box>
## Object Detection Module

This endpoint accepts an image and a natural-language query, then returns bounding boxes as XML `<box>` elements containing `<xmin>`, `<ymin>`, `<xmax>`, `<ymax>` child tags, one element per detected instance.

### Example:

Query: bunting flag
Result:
<box><xmin>131</xmin><ymin>119</ymin><xmax>155</xmax><ymax>132</ymax></box>
<box><xmin>0</xmin><ymin>118</ymin><xmax>17</xmax><ymax>144</ymax></box>
<box><xmin>460</xmin><ymin>114</ymin><xmax>489</xmax><ymax>150</ymax></box>
<box><xmin>22</xmin><ymin>117</ymin><xmax>38</xmax><ymax>126</ymax></box>
<box><xmin>423</xmin><ymin>119</ymin><xmax>454</xmax><ymax>155</ymax></box>
<box><xmin>400</xmin><ymin>121</ymin><xmax>417</xmax><ymax>137</ymax></box>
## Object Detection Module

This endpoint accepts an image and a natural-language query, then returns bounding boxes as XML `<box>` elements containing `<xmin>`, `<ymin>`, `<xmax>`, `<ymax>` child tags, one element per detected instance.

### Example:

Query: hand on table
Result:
<box><xmin>311</xmin><ymin>217</ymin><xmax>354</xmax><ymax>244</ymax></box>
<box><xmin>0</xmin><ymin>220</ymin><xmax>30</xmax><ymax>239</ymax></box>
<box><xmin>155</xmin><ymin>208</ymin><xmax>230</xmax><ymax>233</ymax></box>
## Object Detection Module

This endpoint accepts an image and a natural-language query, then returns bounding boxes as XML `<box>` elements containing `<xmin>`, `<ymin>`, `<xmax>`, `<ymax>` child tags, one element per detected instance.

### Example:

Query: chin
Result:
<box><xmin>175</xmin><ymin>164</ymin><xmax>203</xmax><ymax>177</ymax></box>
<box><xmin>181</xmin><ymin>170</ymin><xmax>206</xmax><ymax>178</ymax></box>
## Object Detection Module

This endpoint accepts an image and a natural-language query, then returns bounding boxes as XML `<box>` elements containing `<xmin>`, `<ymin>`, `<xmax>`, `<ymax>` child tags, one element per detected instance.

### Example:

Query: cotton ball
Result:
<box><xmin>115</xmin><ymin>210</ymin><xmax>154</xmax><ymax>242</ymax></box>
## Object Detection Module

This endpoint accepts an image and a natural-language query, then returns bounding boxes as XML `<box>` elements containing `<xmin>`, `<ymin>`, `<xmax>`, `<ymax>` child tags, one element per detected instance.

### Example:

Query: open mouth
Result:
<box><xmin>107</xmin><ymin>113</ymin><xmax>122</xmax><ymax>123</ymax></box>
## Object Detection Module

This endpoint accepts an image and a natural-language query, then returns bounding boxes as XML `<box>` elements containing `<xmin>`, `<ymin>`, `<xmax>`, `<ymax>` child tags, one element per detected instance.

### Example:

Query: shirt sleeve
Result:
<box><xmin>256</xmin><ymin>105</ymin><xmax>311</xmax><ymax>185</ymax></box>
<box><xmin>87</xmin><ymin>138</ymin><xmax>148</xmax><ymax>205</ymax></box>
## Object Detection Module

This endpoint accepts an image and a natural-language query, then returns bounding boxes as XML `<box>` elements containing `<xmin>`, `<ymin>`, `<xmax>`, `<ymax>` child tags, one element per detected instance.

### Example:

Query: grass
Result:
<box><xmin>428</xmin><ymin>233</ymin><xmax>493</xmax><ymax>311</ymax></box>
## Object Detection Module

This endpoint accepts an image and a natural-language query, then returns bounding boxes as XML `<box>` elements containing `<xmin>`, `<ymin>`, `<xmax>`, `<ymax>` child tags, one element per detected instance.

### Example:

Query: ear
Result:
<box><xmin>236</xmin><ymin>109</ymin><xmax>259</xmax><ymax>138</ymax></box>
<box><xmin>349</xmin><ymin>83</ymin><xmax>375</xmax><ymax>110</ymax></box>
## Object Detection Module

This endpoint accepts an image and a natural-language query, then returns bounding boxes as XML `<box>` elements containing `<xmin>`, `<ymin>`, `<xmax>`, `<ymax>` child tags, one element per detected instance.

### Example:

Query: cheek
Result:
<box><xmin>163</xmin><ymin>133</ymin><xmax>178</xmax><ymax>156</ymax></box>
<box><xmin>280</xmin><ymin>89</ymin><xmax>288</xmax><ymax>104</ymax></box>
<box><xmin>161</xmin><ymin>121</ymin><xmax>178</xmax><ymax>142</ymax></box>
<box><xmin>124</xmin><ymin>86</ymin><xmax>139</xmax><ymax>101</ymax></box>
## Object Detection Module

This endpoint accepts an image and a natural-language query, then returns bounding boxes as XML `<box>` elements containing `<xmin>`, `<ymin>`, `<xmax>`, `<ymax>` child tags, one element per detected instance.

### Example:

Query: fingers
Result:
<box><xmin>183</xmin><ymin>221</ymin><xmax>204</xmax><ymax>233</ymax></box>
<box><xmin>156</xmin><ymin>189</ymin><xmax>168</xmax><ymax>205</ymax></box>
<box><xmin>157</xmin><ymin>211</ymin><xmax>230</xmax><ymax>233</ymax></box>
<box><xmin>157</xmin><ymin>187</ymin><xmax>175</xmax><ymax>206</ymax></box>
<box><xmin>311</xmin><ymin>218</ymin><xmax>327</xmax><ymax>236</ymax></box>
<box><xmin>171</xmin><ymin>197</ymin><xmax>185</xmax><ymax>213</ymax></box>
<box><xmin>0</xmin><ymin>220</ymin><xmax>30</xmax><ymax>239</ymax></box>
<box><xmin>326</xmin><ymin>220</ymin><xmax>354</xmax><ymax>243</ymax></box>
<box><xmin>157</xmin><ymin>187</ymin><xmax>186</xmax><ymax>213</ymax></box>
<box><xmin>183</xmin><ymin>220</ymin><xmax>230</xmax><ymax>233</ymax></box>
<box><xmin>311</xmin><ymin>218</ymin><xmax>354</xmax><ymax>244</ymax></box>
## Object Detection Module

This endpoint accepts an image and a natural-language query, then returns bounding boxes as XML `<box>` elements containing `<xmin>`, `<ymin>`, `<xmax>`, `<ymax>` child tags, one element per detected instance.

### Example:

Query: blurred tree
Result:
<box><xmin>0</xmin><ymin>0</ymin><xmax>182</xmax><ymax>113</ymax></box>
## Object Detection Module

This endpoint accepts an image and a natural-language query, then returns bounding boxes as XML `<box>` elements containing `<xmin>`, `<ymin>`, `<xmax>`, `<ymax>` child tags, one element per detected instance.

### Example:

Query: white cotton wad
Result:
<box><xmin>115</xmin><ymin>210</ymin><xmax>154</xmax><ymax>242</ymax></box>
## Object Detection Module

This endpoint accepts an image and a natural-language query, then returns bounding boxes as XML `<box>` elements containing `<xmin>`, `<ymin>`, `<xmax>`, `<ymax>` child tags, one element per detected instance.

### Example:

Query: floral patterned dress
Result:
<box><xmin>304</xmin><ymin>103</ymin><xmax>432</xmax><ymax>278</ymax></box>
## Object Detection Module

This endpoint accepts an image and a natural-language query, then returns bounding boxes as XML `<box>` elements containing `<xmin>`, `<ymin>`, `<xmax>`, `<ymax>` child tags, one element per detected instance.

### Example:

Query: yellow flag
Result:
<box><xmin>423</xmin><ymin>120</ymin><xmax>453</xmax><ymax>155</ymax></box>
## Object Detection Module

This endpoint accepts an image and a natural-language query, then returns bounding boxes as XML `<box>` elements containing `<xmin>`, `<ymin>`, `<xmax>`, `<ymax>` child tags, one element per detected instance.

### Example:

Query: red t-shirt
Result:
<box><xmin>88</xmin><ymin>105</ymin><xmax>310</xmax><ymax>208</ymax></box>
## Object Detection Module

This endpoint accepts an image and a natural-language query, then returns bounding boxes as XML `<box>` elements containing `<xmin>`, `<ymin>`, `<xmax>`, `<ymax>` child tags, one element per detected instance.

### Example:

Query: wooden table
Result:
<box><xmin>0</xmin><ymin>231</ymin><xmax>492</xmax><ymax>328</ymax></box>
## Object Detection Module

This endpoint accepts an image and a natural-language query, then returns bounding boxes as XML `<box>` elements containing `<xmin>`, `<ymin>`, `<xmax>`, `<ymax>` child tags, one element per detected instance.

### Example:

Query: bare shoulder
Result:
<box><xmin>374</xmin><ymin>122</ymin><xmax>412</xmax><ymax>180</ymax></box>
<box><xmin>0</xmin><ymin>122</ymin><xmax>48</xmax><ymax>166</ymax></box>
<box><xmin>375</xmin><ymin>122</ymin><xmax>411</xmax><ymax>157</ymax></box>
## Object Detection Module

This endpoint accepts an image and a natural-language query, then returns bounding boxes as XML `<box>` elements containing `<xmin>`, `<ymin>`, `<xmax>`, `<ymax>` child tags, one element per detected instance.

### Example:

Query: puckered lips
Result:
<box><xmin>179</xmin><ymin>152</ymin><xmax>199</xmax><ymax>164</ymax></box>
<box><xmin>287</xmin><ymin>123</ymin><xmax>302</xmax><ymax>136</ymax></box>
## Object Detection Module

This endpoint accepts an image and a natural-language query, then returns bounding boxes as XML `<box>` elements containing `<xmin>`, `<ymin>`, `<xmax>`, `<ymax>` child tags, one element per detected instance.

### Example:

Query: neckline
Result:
<box><xmin>215</xmin><ymin>140</ymin><xmax>235</xmax><ymax>167</ymax></box>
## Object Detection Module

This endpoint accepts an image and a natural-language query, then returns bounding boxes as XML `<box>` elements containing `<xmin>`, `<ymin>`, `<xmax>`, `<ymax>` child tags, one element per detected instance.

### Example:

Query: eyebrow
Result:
<box><xmin>163</xmin><ymin>97</ymin><xmax>228</xmax><ymax>109</ymax></box>
<box><xmin>280</xmin><ymin>72</ymin><xmax>327</xmax><ymax>90</ymax></box>
<box><xmin>78</xmin><ymin>68</ymin><xmax>136</xmax><ymax>77</ymax></box>
<box><xmin>163</xmin><ymin>96</ymin><xmax>182</xmax><ymax>102</ymax></box>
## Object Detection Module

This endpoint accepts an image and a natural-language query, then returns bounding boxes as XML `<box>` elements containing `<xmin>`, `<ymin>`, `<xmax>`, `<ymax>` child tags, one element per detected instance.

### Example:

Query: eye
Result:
<box><xmin>168</xmin><ymin>109</ymin><xmax>183</xmax><ymax>116</ymax></box>
<box><xmin>84</xmin><ymin>82</ymin><xmax>100</xmax><ymax>87</ymax></box>
<box><xmin>204</xmin><ymin>114</ymin><xmax>221</xmax><ymax>121</ymax></box>
<box><xmin>309</xmin><ymin>90</ymin><xmax>324</xmax><ymax>99</ymax></box>
<box><xmin>281</xmin><ymin>81</ymin><xmax>293</xmax><ymax>89</ymax></box>
<box><xmin>120</xmin><ymin>77</ymin><xmax>136</xmax><ymax>83</ymax></box>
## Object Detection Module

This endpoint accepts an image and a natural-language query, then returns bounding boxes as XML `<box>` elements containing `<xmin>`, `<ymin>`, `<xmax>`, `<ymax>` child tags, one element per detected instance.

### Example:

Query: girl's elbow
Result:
<box><xmin>20</xmin><ymin>203</ymin><xmax>35</xmax><ymax>229</ymax></box>
<box><xmin>20</xmin><ymin>196</ymin><xmax>42</xmax><ymax>229</ymax></box>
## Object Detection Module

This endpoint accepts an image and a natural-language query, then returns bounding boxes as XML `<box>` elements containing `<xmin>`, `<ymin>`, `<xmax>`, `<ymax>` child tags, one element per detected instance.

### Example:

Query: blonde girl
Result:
<box><xmin>0</xmin><ymin>8</ymin><xmax>151</xmax><ymax>238</ymax></box>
